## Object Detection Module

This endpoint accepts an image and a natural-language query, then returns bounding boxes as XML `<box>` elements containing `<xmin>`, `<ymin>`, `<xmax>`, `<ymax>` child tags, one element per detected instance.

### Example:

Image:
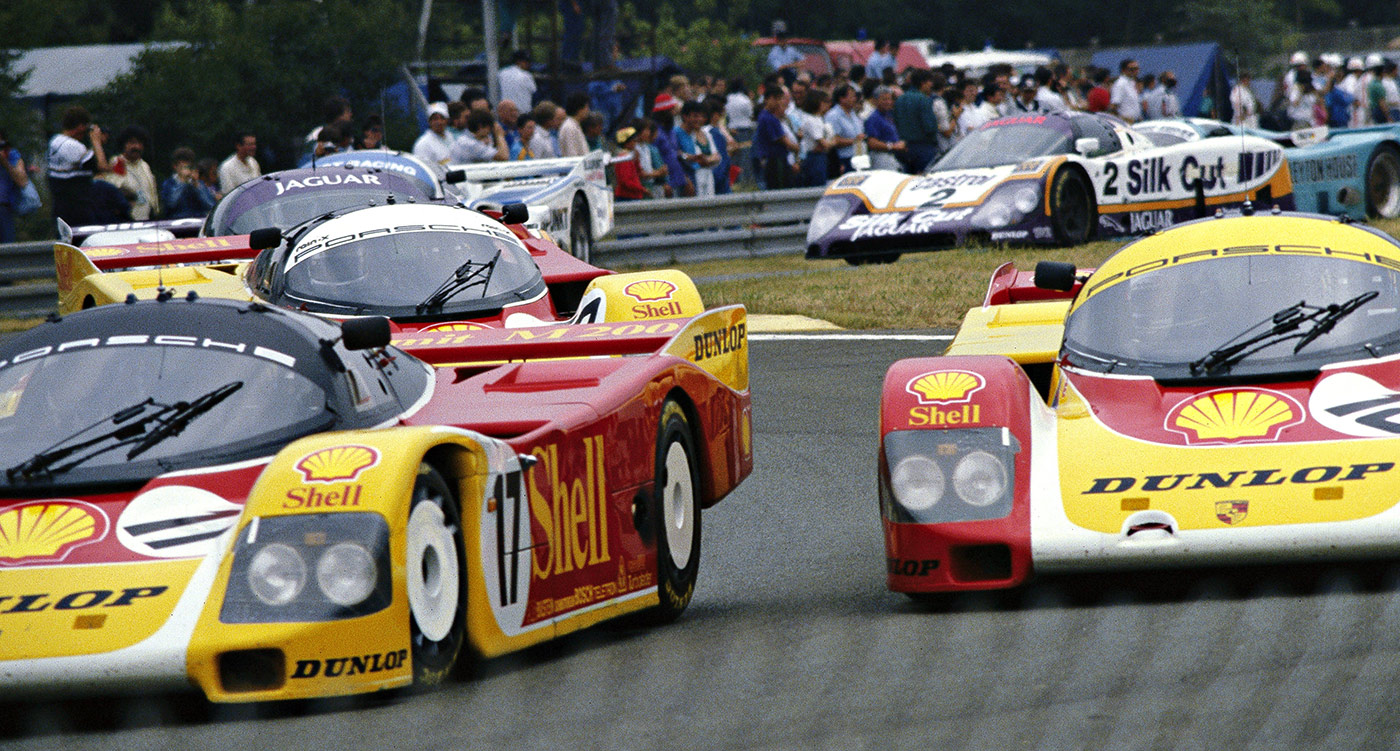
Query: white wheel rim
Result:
<box><xmin>662</xmin><ymin>441</ymin><xmax>695</xmax><ymax>569</ymax></box>
<box><xmin>406</xmin><ymin>500</ymin><xmax>459</xmax><ymax>642</ymax></box>
<box><xmin>1374</xmin><ymin>154</ymin><xmax>1400</xmax><ymax>218</ymax></box>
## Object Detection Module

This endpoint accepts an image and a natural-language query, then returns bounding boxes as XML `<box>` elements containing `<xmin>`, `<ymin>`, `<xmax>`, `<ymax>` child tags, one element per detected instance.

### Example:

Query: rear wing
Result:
<box><xmin>394</xmin><ymin>305</ymin><xmax>749</xmax><ymax>392</ymax></box>
<box><xmin>447</xmin><ymin>151</ymin><xmax>608</xmax><ymax>198</ymax></box>
<box><xmin>74</xmin><ymin>234</ymin><xmax>259</xmax><ymax>271</ymax></box>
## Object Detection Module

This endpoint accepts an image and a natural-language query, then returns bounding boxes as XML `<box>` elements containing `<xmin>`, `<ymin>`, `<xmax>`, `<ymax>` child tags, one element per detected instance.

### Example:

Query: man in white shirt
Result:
<box><xmin>866</xmin><ymin>40</ymin><xmax>896</xmax><ymax>82</ymax></box>
<box><xmin>100</xmin><ymin>125</ymin><xmax>159</xmax><ymax>221</ymax></box>
<box><xmin>218</xmin><ymin>132</ymin><xmax>261</xmax><ymax>195</ymax></box>
<box><xmin>1110</xmin><ymin>58</ymin><xmax>1143</xmax><ymax>123</ymax></box>
<box><xmin>449</xmin><ymin>110</ymin><xmax>508</xmax><ymax>163</ymax></box>
<box><xmin>499</xmin><ymin>50</ymin><xmax>537</xmax><ymax>110</ymax></box>
<box><xmin>558</xmin><ymin>92</ymin><xmax>591</xmax><ymax>157</ymax></box>
<box><xmin>974</xmin><ymin>84</ymin><xmax>1005</xmax><ymax>127</ymax></box>
<box><xmin>411</xmin><ymin>102</ymin><xmax>454</xmax><ymax>166</ymax></box>
<box><xmin>1033</xmin><ymin>67</ymin><xmax>1067</xmax><ymax>112</ymax></box>
<box><xmin>767</xmin><ymin>30</ymin><xmax>805</xmax><ymax>73</ymax></box>
<box><xmin>1158</xmin><ymin>72</ymin><xmax>1181</xmax><ymax>118</ymax></box>
<box><xmin>1229</xmin><ymin>72</ymin><xmax>1260</xmax><ymax>128</ymax></box>
<box><xmin>1339</xmin><ymin>57</ymin><xmax>1367</xmax><ymax>127</ymax></box>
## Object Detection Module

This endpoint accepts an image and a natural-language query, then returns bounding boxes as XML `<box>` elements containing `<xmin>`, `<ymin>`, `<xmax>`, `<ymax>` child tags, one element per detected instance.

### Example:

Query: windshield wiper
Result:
<box><xmin>1190</xmin><ymin>291</ymin><xmax>1378</xmax><ymax>375</ymax></box>
<box><xmin>416</xmin><ymin>251</ymin><xmax>500</xmax><ymax>313</ymax></box>
<box><xmin>126</xmin><ymin>381</ymin><xmax>244</xmax><ymax>460</ymax></box>
<box><xmin>4</xmin><ymin>382</ymin><xmax>242</xmax><ymax>482</ymax></box>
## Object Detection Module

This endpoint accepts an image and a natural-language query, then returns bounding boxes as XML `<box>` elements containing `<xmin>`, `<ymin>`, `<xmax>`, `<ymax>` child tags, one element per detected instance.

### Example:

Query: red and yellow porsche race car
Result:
<box><xmin>0</xmin><ymin>294</ymin><xmax>751</xmax><ymax>701</ymax></box>
<box><xmin>54</xmin><ymin>202</ymin><xmax>697</xmax><ymax>341</ymax></box>
<box><xmin>879</xmin><ymin>208</ymin><xmax>1400</xmax><ymax>595</ymax></box>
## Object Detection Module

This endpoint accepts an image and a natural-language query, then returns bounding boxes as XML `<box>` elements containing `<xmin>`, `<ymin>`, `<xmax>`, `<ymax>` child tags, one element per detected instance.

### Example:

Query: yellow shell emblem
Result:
<box><xmin>1168</xmin><ymin>389</ymin><xmax>1302</xmax><ymax>443</ymax></box>
<box><xmin>624</xmin><ymin>279</ymin><xmax>677</xmax><ymax>302</ymax></box>
<box><xmin>418</xmin><ymin>321</ymin><xmax>492</xmax><ymax>333</ymax></box>
<box><xmin>295</xmin><ymin>445</ymin><xmax>381</xmax><ymax>483</ymax></box>
<box><xmin>906</xmin><ymin>370</ymin><xmax>986</xmax><ymax>404</ymax></box>
<box><xmin>0</xmin><ymin>502</ymin><xmax>107</xmax><ymax>563</ymax></box>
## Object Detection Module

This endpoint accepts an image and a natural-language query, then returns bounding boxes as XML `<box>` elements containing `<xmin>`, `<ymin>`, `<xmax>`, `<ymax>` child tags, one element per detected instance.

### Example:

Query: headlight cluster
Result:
<box><xmin>971</xmin><ymin>185</ymin><xmax>1042</xmax><ymax>229</ymax></box>
<box><xmin>807</xmin><ymin>196</ymin><xmax>854</xmax><ymax>244</ymax></box>
<box><xmin>221</xmin><ymin>512</ymin><xmax>391</xmax><ymax>624</ymax></box>
<box><xmin>882</xmin><ymin>427</ymin><xmax>1019</xmax><ymax>523</ymax></box>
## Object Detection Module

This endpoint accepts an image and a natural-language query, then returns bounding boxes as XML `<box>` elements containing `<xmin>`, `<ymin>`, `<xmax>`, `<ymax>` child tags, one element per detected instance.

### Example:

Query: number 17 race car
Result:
<box><xmin>879</xmin><ymin>209</ymin><xmax>1400</xmax><ymax>594</ymax></box>
<box><xmin>0</xmin><ymin>289</ymin><xmax>751</xmax><ymax>701</ymax></box>
<box><xmin>807</xmin><ymin>111</ymin><xmax>1294</xmax><ymax>264</ymax></box>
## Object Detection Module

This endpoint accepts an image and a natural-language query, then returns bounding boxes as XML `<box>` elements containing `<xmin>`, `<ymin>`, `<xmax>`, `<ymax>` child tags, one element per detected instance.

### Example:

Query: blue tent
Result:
<box><xmin>1091</xmin><ymin>42</ymin><xmax>1231</xmax><ymax>120</ymax></box>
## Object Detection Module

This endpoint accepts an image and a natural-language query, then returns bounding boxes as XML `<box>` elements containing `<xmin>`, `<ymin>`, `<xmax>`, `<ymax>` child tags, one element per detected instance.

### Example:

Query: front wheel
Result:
<box><xmin>1049</xmin><ymin>168</ymin><xmax>1094</xmax><ymax>246</ymax></box>
<box><xmin>405</xmin><ymin>463</ymin><xmax>467</xmax><ymax>686</ymax></box>
<box><xmin>1366</xmin><ymin>145</ymin><xmax>1400</xmax><ymax>219</ymax></box>
<box><xmin>569</xmin><ymin>193</ymin><xmax>593</xmax><ymax>263</ymax></box>
<box><xmin>647</xmin><ymin>399</ymin><xmax>702</xmax><ymax>624</ymax></box>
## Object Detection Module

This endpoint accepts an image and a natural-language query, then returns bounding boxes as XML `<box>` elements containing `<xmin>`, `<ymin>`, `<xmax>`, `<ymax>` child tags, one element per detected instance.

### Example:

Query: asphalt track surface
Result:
<box><xmin>8</xmin><ymin>335</ymin><xmax>1400</xmax><ymax>749</ymax></box>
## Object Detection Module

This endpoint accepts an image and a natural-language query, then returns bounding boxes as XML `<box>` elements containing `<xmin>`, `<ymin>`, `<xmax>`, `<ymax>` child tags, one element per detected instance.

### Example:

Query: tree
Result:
<box><xmin>85</xmin><ymin>1</ymin><xmax>415</xmax><ymax>171</ymax></box>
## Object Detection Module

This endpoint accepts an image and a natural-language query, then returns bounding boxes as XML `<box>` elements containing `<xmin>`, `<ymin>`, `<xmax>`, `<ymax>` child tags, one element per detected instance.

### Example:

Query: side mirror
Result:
<box><xmin>248</xmin><ymin>227</ymin><xmax>282</xmax><ymax>251</ymax></box>
<box><xmin>1034</xmin><ymin>261</ymin><xmax>1078</xmax><ymax>291</ymax></box>
<box><xmin>444</xmin><ymin>169</ymin><xmax>466</xmax><ymax>184</ymax></box>
<box><xmin>1074</xmin><ymin>137</ymin><xmax>1100</xmax><ymax>156</ymax></box>
<box><xmin>341</xmin><ymin>316</ymin><xmax>392</xmax><ymax>350</ymax></box>
<box><xmin>500</xmin><ymin>202</ymin><xmax>530</xmax><ymax>225</ymax></box>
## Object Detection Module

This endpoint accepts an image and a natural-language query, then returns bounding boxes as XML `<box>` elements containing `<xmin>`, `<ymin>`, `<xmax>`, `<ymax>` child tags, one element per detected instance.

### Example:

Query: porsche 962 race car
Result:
<box><xmin>0</xmin><ymin>292</ymin><xmax>752</xmax><ymax>701</ymax></box>
<box><xmin>879</xmin><ymin>209</ymin><xmax>1400</xmax><ymax>594</ymax></box>
<box><xmin>807</xmin><ymin>111</ymin><xmax>1295</xmax><ymax>263</ymax></box>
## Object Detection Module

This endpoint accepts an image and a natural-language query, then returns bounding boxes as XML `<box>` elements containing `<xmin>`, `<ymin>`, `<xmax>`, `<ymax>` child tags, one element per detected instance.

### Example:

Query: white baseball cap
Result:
<box><xmin>1321</xmin><ymin>53</ymin><xmax>1343</xmax><ymax>68</ymax></box>
<box><xmin>427</xmin><ymin>101</ymin><xmax>449</xmax><ymax>119</ymax></box>
<box><xmin>1348</xmin><ymin>56</ymin><xmax>1364</xmax><ymax>71</ymax></box>
<box><xmin>1367</xmin><ymin>53</ymin><xmax>1385</xmax><ymax>69</ymax></box>
<box><xmin>1290</xmin><ymin>50</ymin><xmax>1308</xmax><ymax>66</ymax></box>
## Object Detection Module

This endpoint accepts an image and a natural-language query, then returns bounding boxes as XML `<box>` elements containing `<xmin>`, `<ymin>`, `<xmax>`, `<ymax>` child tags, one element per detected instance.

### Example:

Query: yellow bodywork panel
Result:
<box><xmin>944</xmin><ymin>300</ymin><xmax>1070</xmax><ymax>364</ymax></box>
<box><xmin>582</xmin><ymin>269</ymin><xmax>706</xmax><ymax>322</ymax></box>
<box><xmin>54</xmin><ymin>242</ymin><xmax>253</xmax><ymax>315</ymax></box>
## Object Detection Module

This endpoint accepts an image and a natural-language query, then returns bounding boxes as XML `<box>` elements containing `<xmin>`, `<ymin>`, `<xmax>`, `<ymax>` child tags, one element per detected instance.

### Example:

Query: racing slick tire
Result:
<box><xmin>1049</xmin><ymin>168</ymin><xmax>1095</xmax><ymax>246</ymax></box>
<box><xmin>1366</xmin><ymin>145</ymin><xmax>1400</xmax><ymax>219</ymax></box>
<box><xmin>405</xmin><ymin>462</ymin><xmax>468</xmax><ymax>686</ymax></box>
<box><xmin>569</xmin><ymin>193</ymin><xmax>593</xmax><ymax>263</ymax></box>
<box><xmin>645</xmin><ymin>398</ymin><xmax>702</xmax><ymax>624</ymax></box>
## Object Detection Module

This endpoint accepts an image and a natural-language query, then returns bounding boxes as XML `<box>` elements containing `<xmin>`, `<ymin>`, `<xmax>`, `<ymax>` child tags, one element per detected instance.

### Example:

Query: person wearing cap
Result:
<box><xmin>1229</xmin><ymin>72</ymin><xmax>1260</xmax><ymax>128</ymax></box>
<box><xmin>499</xmin><ymin>50</ymin><xmax>537</xmax><ymax>110</ymax></box>
<box><xmin>611</xmin><ymin>127</ymin><xmax>647</xmax><ymax>201</ymax></box>
<box><xmin>1284</xmin><ymin>51</ymin><xmax>1310</xmax><ymax>98</ymax></box>
<box><xmin>1110</xmin><ymin>58</ymin><xmax>1142</xmax><ymax>123</ymax></box>
<box><xmin>1366</xmin><ymin>54</ymin><xmax>1390</xmax><ymax>124</ymax></box>
<box><xmin>1339</xmin><ymin>57</ymin><xmax>1366</xmax><ymax>126</ymax></box>
<box><xmin>412</xmin><ymin>102</ymin><xmax>454</xmax><ymax>166</ymax></box>
<box><xmin>1010</xmin><ymin>74</ymin><xmax>1042</xmax><ymax>114</ymax></box>
<box><xmin>651</xmin><ymin>93</ymin><xmax>689</xmax><ymax>197</ymax></box>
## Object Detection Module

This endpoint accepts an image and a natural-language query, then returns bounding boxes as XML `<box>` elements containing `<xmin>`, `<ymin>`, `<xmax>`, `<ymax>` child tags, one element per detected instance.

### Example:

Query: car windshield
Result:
<box><xmin>207</xmin><ymin>177</ymin><xmax>433</xmax><ymax>236</ymax></box>
<box><xmin>282</xmin><ymin>226</ymin><xmax>544</xmax><ymax>314</ymax></box>
<box><xmin>0</xmin><ymin>346</ymin><xmax>329</xmax><ymax>486</ymax></box>
<box><xmin>930</xmin><ymin>122</ymin><xmax>1072</xmax><ymax>171</ymax></box>
<box><xmin>1063</xmin><ymin>254</ymin><xmax>1400</xmax><ymax>377</ymax></box>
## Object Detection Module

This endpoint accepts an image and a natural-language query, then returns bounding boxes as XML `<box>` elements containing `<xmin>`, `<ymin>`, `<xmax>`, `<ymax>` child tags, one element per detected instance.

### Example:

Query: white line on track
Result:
<box><xmin>749</xmin><ymin>333</ymin><xmax>953</xmax><ymax>341</ymax></box>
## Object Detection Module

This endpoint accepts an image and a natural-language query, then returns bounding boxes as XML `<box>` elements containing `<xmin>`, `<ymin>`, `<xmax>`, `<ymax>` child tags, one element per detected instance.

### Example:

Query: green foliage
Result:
<box><xmin>622</xmin><ymin>3</ymin><xmax>762</xmax><ymax>86</ymax></box>
<box><xmin>84</xmin><ymin>0</ymin><xmax>414</xmax><ymax>171</ymax></box>
<box><xmin>1180</xmin><ymin>0</ymin><xmax>1298</xmax><ymax>69</ymax></box>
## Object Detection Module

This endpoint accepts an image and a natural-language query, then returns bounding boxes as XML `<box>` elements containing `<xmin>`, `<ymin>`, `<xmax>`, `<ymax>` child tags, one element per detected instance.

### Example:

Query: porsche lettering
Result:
<box><xmin>0</xmin><ymin>586</ymin><xmax>168</xmax><ymax>613</ymax></box>
<box><xmin>1083</xmin><ymin>463</ymin><xmax>1394</xmax><ymax>494</ymax></box>
<box><xmin>290</xmin><ymin>649</ymin><xmax>408</xmax><ymax>679</ymax></box>
<box><xmin>0</xmin><ymin>338</ymin><xmax>294</xmax><ymax>371</ymax></box>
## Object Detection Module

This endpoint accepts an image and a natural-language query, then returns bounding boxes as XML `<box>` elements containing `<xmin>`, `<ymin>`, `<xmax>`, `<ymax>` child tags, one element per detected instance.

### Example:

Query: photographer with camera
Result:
<box><xmin>160</xmin><ymin>147</ymin><xmax>213</xmax><ymax>219</ymax></box>
<box><xmin>46</xmin><ymin>105</ymin><xmax>110</xmax><ymax>228</ymax></box>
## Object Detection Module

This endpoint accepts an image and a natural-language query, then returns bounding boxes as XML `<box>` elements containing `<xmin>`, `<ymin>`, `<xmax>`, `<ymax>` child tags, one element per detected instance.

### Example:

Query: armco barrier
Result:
<box><xmin>0</xmin><ymin>187</ymin><xmax>824</xmax><ymax>317</ymax></box>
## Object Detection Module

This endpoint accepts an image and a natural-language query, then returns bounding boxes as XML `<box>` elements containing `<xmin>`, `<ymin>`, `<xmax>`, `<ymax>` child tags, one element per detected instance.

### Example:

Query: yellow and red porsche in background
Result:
<box><xmin>0</xmin><ymin>290</ymin><xmax>751</xmax><ymax>701</ymax></box>
<box><xmin>879</xmin><ymin>209</ymin><xmax>1400</xmax><ymax>594</ymax></box>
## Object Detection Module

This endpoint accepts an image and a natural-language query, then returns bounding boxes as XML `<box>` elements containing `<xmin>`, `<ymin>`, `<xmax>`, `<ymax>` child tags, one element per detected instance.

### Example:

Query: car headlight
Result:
<box><xmin>808</xmin><ymin>197</ymin><xmax>853</xmax><ymax>244</ymax></box>
<box><xmin>222</xmin><ymin>512</ymin><xmax>392</xmax><ymax>624</ymax></box>
<box><xmin>248</xmin><ymin>543</ymin><xmax>307</xmax><ymax>607</ymax></box>
<box><xmin>882</xmin><ymin>427</ymin><xmax>1019</xmax><ymax>523</ymax></box>
<box><xmin>953</xmin><ymin>451</ymin><xmax>1008</xmax><ymax>507</ymax></box>
<box><xmin>1012</xmin><ymin>186</ymin><xmax>1040</xmax><ymax>215</ymax></box>
<box><xmin>891</xmin><ymin>455</ymin><xmax>945</xmax><ymax>510</ymax></box>
<box><xmin>316</xmin><ymin>542</ymin><xmax>378</xmax><ymax>606</ymax></box>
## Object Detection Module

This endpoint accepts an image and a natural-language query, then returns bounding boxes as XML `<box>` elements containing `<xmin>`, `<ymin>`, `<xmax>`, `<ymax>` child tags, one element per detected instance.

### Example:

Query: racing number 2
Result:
<box><xmin>493</xmin><ymin>469</ymin><xmax>526</xmax><ymax>607</ymax></box>
<box><xmin>924</xmin><ymin>188</ymin><xmax>956</xmax><ymax>207</ymax></box>
<box><xmin>1103</xmin><ymin>163</ymin><xmax>1119</xmax><ymax>196</ymax></box>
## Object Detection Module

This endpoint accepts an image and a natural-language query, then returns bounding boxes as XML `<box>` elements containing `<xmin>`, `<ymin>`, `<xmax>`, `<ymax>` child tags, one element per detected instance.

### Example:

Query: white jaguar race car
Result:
<box><xmin>807</xmin><ymin>111</ymin><xmax>1295</xmax><ymax>263</ymax></box>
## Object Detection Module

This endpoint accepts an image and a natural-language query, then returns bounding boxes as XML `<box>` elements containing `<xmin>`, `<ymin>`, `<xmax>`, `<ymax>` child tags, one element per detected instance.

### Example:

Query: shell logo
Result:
<box><xmin>623</xmin><ymin>279</ymin><xmax>677</xmax><ymax>302</ymax></box>
<box><xmin>0</xmin><ymin>501</ymin><xmax>109</xmax><ymax>565</ymax></box>
<box><xmin>906</xmin><ymin>370</ymin><xmax>986</xmax><ymax>405</ymax></box>
<box><xmin>1166</xmin><ymin>388</ymin><xmax>1304</xmax><ymax>444</ymax></box>
<box><xmin>418</xmin><ymin>321</ymin><xmax>493</xmax><ymax>333</ymax></box>
<box><xmin>295</xmin><ymin>445</ymin><xmax>381</xmax><ymax>484</ymax></box>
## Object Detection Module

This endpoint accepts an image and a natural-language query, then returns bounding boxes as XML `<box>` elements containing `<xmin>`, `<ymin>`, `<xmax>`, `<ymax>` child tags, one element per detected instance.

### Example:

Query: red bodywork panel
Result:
<box><xmin>982</xmin><ymin>261</ymin><xmax>1094</xmax><ymax>307</ymax></box>
<box><xmin>879</xmin><ymin>356</ymin><xmax>1034</xmax><ymax>592</ymax></box>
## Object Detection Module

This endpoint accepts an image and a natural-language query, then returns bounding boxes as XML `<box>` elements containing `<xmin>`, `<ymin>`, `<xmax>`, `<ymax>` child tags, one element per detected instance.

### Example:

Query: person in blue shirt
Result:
<box><xmin>652</xmin><ymin>95</ymin><xmax>690</xmax><ymax>197</ymax></box>
<box><xmin>704</xmin><ymin>97</ymin><xmax>735</xmax><ymax>194</ymax></box>
<box><xmin>160</xmin><ymin>147</ymin><xmax>210</xmax><ymax>219</ymax></box>
<box><xmin>753</xmin><ymin>86</ymin><xmax>799</xmax><ymax>189</ymax></box>
<box><xmin>863</xmin><ymin>86</ymin><xmax>906</xmax><ymax>171</ymax></box>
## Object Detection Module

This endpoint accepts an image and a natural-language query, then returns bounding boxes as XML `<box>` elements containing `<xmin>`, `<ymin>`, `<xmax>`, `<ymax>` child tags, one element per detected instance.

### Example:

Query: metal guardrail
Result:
<box><xmin>0</xmin><ymin>187</ymin><xmax>824</xmax><ymax>317</ymax></box>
